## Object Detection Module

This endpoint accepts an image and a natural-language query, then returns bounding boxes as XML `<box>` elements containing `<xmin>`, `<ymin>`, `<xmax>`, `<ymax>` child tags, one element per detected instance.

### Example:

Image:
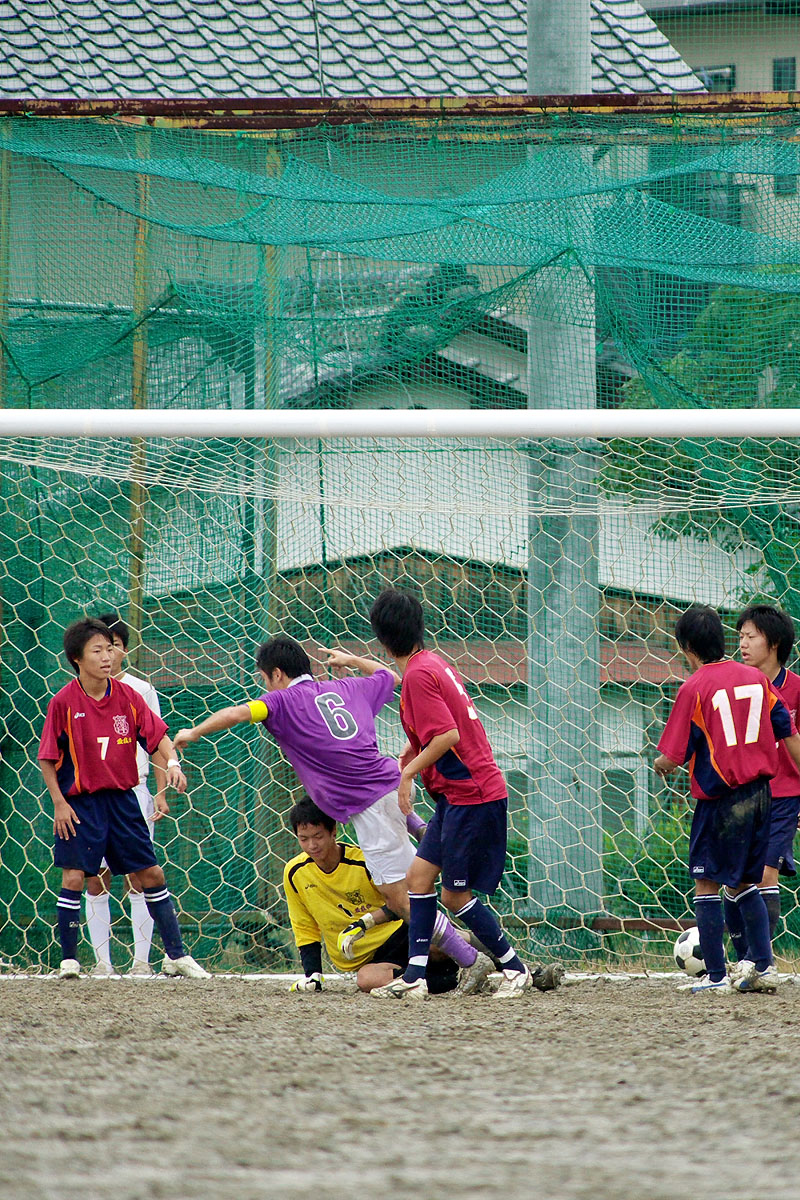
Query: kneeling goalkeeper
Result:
<box><xmin>284</xmin><ymin>797</ymin><xmax>463</xmax><ymax>994</ymax></box>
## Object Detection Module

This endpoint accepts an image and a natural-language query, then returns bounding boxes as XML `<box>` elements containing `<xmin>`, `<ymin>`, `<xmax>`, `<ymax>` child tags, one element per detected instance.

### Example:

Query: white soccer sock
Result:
<box><xmin>128</xmin><ymin>889</ymin><xmax>154</xmax><ymax>964</ymax></box>
<box><xmin>84</xmin><ymin>892</ymin><xmax>113</xmax><ymax>967</ymax></box>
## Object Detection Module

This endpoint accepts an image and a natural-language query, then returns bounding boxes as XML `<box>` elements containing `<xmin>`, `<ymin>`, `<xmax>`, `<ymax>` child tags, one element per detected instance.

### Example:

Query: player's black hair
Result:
<box><xmin>674</xmin><ymin>606</ymin><xmax>726</xmax><ymax>664</ymax></box>
<box><xmin>63</xmin><ymin>618</ymin><xmax>113</xmax><ymax>674</ymax></box>
<box><xmin>97</xmin><ymin>610</ymin><xmax>130</xmax><ymax>649</ymax></box>
<box><xmin>288</xmin><ymin>796</ymin><xmax>336</xmax><ymax>834</ymax></box>
<box><xmin>736</xmin><ymin>604</ymin><xmax>796</xmax><ymax>666</ymax></box>
<box><xmin>369</xmin><ymin>587</ymin><xmax>425</xmax><ymax>657</ymax></box>
<box><xmin>256</xmin><ymin>635</ymin><xmax>312</xmax><ymax>680</ymax></box>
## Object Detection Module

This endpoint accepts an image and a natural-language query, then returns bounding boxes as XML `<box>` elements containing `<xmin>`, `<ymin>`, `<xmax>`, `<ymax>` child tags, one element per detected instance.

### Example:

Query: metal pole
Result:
<box><xmin>128</xmin><ymin>131</ymin><xmax>150</xmax><ymax>670</ymax></box>
<box><xmin>526</xmin><ymin>0</ymin><xmax>603</xmax><ymax>920</ymax></box>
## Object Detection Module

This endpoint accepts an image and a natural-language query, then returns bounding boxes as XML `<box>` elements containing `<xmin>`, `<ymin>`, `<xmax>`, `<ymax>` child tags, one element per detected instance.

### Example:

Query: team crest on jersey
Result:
<box><xmin>345</xmin><ymin>890</ymin><xmax>365</xmax><ymax>906</ymax></box>
<box><xmin>113</xmin><ymin>715</ymin><xmax>130</xmax><ymax>736</ymax></box>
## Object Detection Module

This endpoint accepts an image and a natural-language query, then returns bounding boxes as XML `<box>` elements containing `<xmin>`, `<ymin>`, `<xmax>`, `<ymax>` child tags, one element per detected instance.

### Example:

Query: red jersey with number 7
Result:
<box><xmin>38</xmin><ymin>676</ymin><xmax>167</xmax><ymax>796</ymax></box>
<box><xmin>657</xmin><ymin>659</ymin><xmax>795</xmax><ymax>800</ymax></box>
<box><xmin>400</xmin><ymin>649</ymin><xmax>506</xmax><ymax>806</ymax></box>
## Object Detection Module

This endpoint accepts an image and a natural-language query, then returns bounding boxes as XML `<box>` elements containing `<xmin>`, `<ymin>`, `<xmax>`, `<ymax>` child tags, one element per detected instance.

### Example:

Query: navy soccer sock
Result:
<box><xmin>57</xmin><ymin>888</ymin><xmax>83</xmax><ymax>960</ymax></box>
<box><xmin>143</xmin><ymin>885</ymin><xmax>185</xmax><ymax>961</ymax></box>
<box><xmin>723</xmin><ymin>887</ymin><xmax>749</xmax><ymax>962</ymax></box>
<box><xmin>403</xmin><ymin>892</ymin><xmax>438</xmax><ymax>983</ymax></box>
<box><xmin>694</xmin><ymin>893</ymin><xmax>726</xmax><ymax>982</ymax></box>
<box><xmin>454</xmin><ymin>897</ymin><xmax>525</xmax><ymax>974</ymax></box>
<box><xmin>735</xmin><ymin>884</ymin><xmax>773</xmax><ymax>973</ymax></box>
<box><xmin>759</xmin><ymin>885</ymin><xmax>781</xmax><ymax>943</ymax></box>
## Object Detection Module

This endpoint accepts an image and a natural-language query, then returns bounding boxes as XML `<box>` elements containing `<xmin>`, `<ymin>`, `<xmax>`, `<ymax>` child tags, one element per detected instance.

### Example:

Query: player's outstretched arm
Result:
<box><xmin>40</xmin><ymin>760</ymin><xmax>80</xmax><ymax>839</ymax></box>
<box><xmin>323</xmin><ymin>648</ymin><xmax>401</xmax><ymax>688</ymax></box>
<box><xmin>173</xmin><ymin>704</ymin><xmax>253</xmax><ymax>752</ymax></box>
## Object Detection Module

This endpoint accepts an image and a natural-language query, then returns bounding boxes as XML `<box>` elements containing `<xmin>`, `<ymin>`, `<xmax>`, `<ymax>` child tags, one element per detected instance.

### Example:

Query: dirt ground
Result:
<box><xmin>2</xmin><ymin>974</ymin><xmax>799</xmax><ymax>1200</ymax></box>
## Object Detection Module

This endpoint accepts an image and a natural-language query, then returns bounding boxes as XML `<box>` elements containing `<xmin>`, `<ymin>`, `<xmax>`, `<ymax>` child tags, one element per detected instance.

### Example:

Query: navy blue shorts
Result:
<box><xmin>416</xmin><ymin>796</ymin><xmax>508</xmax><ymax>894</ymax></box>
<box><xmin>766</xmin><ymin>794</ymin><xmax>800</xmax><ymax>876</ymax></box>
<box><xmin>689</xmin><ymin>779</ymin><xmax>771</xmax><ymax>889</ymax></box>
<box><xmin>53</xmin><ymin>788</ymin><xmax>159</xmax><ymax>877</ymax></box>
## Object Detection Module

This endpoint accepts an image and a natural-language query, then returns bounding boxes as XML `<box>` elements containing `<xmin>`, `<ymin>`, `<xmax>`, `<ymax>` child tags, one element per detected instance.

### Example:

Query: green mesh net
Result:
<box><xmin>3</xmin><ymin>110</ymin><xmax>800</xmax><ymax>972</ymax></box>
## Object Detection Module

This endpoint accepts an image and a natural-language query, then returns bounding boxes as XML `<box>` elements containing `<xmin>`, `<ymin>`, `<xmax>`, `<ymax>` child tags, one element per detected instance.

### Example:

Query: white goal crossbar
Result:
<box><xmin>0</xmin><ymin>408</ymin><xmax>799</xmax><ymax>439</ymax></box>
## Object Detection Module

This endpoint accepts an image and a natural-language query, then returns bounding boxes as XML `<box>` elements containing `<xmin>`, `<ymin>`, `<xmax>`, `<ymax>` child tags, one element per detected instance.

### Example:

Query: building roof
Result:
<box><xmin>0</xmin><ymin>0</ymin><xmax>702</xmax><ymax>100</ymax></box>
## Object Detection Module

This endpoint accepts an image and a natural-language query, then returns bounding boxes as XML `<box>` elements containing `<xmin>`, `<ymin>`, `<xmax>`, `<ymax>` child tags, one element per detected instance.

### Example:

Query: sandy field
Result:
<box><xmin>1</xmin><ymin>973</ymin><xmax>799</xmax><ymax>1200</ymax></box>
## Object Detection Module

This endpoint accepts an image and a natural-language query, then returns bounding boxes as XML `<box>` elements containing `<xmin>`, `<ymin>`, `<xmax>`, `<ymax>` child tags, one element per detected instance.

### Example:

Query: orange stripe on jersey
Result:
<box><xmin>692</xmin><ymin>694</ymin><xmax>730</xmax><ymax>790</ymax></box>
<box><xmin>66</xmin><ymin>707</ymin><xmax>81</xmax><ymax>794</ymax></box>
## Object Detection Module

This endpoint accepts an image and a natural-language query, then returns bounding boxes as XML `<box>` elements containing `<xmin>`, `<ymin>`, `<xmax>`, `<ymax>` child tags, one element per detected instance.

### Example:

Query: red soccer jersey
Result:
<box><xmin>769</xmin><ymin>666</ymin><xmax>800</xmax><ymax>797</ymax></box>
<box><xmin>399</xmin><ymin>649</ymin><xmax>506</xmax><ymax>806</ymax></box>
<box><xmin>657</xmin><ymin>659</ymin><xmax>795</xmax><ymax>801</ymax></box>
<box><xmin>38</xmin><ymin>677</ymin><xmax>167</xmax><ymax>796</ymax></box>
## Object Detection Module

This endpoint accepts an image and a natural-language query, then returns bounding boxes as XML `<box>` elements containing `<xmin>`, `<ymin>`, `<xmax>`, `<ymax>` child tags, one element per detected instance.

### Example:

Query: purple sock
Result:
<box><xmin>432</xmin><ymin>910</ymin><xmax>476</xmax><ymax>967</ymax></box>
<box><xmin>57</xmin><ymin>888</ymin><xmax>83</xmax><ymax>960</ymax></box>
<box><xmin>406</xmin><ymin>811</ymin><xmax>427</xmax><ymax>840</ymax></box>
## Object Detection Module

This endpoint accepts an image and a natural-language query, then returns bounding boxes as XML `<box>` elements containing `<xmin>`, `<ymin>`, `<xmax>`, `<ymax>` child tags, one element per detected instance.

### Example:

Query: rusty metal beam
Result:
<box><xmin>0</xmin><ymin>92</ymin><xmax>800</xmax><ymax>129</ymax></box>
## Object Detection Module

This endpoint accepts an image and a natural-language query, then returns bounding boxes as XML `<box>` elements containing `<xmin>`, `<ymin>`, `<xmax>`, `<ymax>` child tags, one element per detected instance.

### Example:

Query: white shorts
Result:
<box><xmin>350</xmin><ymin>790</ymin><xmax>416</xmax><ymax>886</ymax></box>
<box><xmin>99</xmin><ymin>782</ymin><xmax>155</xmax><ymax>872</ymax></box>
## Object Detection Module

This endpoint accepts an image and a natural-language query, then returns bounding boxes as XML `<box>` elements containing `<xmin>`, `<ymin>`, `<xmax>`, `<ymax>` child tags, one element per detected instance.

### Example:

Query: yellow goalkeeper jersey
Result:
<box><xmin>283</xmin><ymin>844</ymin><xmax>405</xmax><ymax>973</ymax></box>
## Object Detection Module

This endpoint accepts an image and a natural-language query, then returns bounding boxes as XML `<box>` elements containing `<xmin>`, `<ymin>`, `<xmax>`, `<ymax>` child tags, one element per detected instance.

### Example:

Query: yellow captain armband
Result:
<box><xmin>247</xmin><ymin>699</ymin><xmax>269</xmax><ymax>724</ymax></box>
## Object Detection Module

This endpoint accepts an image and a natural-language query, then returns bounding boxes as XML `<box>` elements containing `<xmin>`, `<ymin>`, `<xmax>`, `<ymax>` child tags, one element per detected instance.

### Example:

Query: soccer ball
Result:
<box><xmin>674</xmin><ymin>926</ymin><xmax>706</xmax><ymax>977</ymax></box>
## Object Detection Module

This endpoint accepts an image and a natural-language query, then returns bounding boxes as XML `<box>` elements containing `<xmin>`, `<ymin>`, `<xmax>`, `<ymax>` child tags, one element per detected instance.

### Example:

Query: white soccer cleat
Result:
<box><xmin>162</xmin><ymin>954</ymin><xmax>211</xmax><ymax>979</ymax></box>
<box><xmin>456</xmin><ymin>951</ymin><xmax>494</xmax><ymax>996</ymax></box>
<box><xmin>729</xmin><ymin>959</ymin><xmax>758</xmax><ymax>992</ymax></box>
<box><xmin>371</xmin><ymin>976</ymin><xmax>429</xmax><ymax>999</ymax></box>
<box><xmin>493</xmin><ymin>965</ymin><xmax>533</xmax><ymax>999</ymax></box>
<box><xmin>59</xmin><ymin>958</ymin><xmax>81</xmax><ymax>980</ymax></box>
<box><xmin>736</xmin><ymin>963</ymin><xmax>779</xmax><ymax>994</ymax></box>
<box><xmin>127</xmin><ymin>960</ymin><xmax>155</xmax><ymax>978</ymax></box>
<box><xmin>690</xmin><ymin>975</ymin><xmax>733</xmax><ymax>995</ymax></box>
<box><xmin>89</xmin><ymin>960</ymin><xmax>118</xmax><ymax>979</ymax></box>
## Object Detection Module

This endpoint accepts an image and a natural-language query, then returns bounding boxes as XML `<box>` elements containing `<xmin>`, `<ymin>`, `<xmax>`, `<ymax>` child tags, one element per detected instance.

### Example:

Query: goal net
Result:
<box><xmin>2</xmin><ymin>108</ymin><xmax>800</xmax><ymax>972</ymax></box>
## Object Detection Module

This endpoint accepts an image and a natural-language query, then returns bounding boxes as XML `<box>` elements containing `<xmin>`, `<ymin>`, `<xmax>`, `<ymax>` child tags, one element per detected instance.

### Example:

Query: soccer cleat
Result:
<box><xmin>690</xmin><ymin>975</ymin><xmax>733</xmax><ymax>995</ymax></box>
<box><xmin>729</xmin><ymin>959</ymin><xmax>758</xmax><ymax>992</ymax></box>
<box><xmin>456</xmin><ymin>951</ymin><xmax>494</xmax><ymax>996</ymax></box>
<box><xmin>127</xmin><ymin>960</ymin><xmax>155</xmax><ymax>978</ymax></box>
<box><xmin>89</xmin><ymin>960</ymin><xmax>118</xmax><ymax>979</ymax></box>
<box><xmin>162</xmin><ymin>954</ymin><xmax>211</xmax><ymax>979</ymax></box>
<box><xmin>59</xmin><ymin>958</ymin><xmax>81</xmax><ymax>980</ymax></box>
<box><xmin>371</xmin><ymin>976</ymin><xmax>429</xmax><ymax>1000</ymax></box>
<box><xmin>493</xmin><ymin>965</ymin><xmax>533</xmax><ymax>999</ymax></box>
<box><xmin>736</xmin><ymin>964</ymin><xmax>780</xmax><ymax>994</ymax></box>
<box><xmin>531</xmin><ymin>963</ymin><xmax>565</xmax><ymax>992</ymax></box>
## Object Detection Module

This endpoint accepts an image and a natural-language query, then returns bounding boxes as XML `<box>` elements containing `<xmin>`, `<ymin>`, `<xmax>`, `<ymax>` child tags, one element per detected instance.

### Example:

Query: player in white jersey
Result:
<box><xmin>83</xmin><ymin>612</ymin><xmax>168</xmax><ymax>977</ymax></box>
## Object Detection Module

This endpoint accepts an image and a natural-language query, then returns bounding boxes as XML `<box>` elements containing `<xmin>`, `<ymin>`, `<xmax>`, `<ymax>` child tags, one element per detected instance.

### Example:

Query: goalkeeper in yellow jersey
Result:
<box><xmin>284</xmin><ymin>796</ymin><xmax>464</xmax><ymax>994</ymax></box>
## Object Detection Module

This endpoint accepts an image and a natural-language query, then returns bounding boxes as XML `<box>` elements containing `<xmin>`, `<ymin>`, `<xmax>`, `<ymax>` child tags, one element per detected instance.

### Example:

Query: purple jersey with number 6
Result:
<box><xmin>246</xmin><ymin>670</ymin><xmax>400</xmax><ymax>822</ymax></box>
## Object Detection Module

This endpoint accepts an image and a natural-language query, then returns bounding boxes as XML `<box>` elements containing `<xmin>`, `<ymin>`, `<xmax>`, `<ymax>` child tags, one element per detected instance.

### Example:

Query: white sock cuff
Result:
<box><xmin>85</xmin><ymin>893</ymin><xmax>110</xmax><ymax>912</ymax></box>
<box><xmin>759</xmin><ymin>886</ymin><xmax>781</xmax><ymax>896</ymax></box>
<box><xmin>455</xmin><ymin>898</ymin><xmax>477</xmax><ymax>918</ymax></box>
<box><xmin>128</xmin><ymin>890</ymin><xmax>148</xmax><ymax>908</ymax></box>
<box><xmin>735</xmin><ymin>884</ymin><xmax>759</xmax><ymax>904</ymax></box>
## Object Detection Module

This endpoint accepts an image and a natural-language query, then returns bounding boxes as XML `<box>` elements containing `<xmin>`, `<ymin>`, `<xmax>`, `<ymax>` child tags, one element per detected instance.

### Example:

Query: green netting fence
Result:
<box><xmin>4</xmin><ymin>110</ymin><xmax>800</xmax><ymax>971</ymax></box>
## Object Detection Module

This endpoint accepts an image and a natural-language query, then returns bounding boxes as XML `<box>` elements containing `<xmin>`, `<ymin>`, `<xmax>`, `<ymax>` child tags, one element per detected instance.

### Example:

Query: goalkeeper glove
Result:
<box><xmin>290</xmin><ymin>972</ymin><xmax>322</xmax><ymax>993</ymax></box>
<box><xmin>337</xmin><ymin>912</ymin><xmax>376</xmax><ymax>960</ymax></box>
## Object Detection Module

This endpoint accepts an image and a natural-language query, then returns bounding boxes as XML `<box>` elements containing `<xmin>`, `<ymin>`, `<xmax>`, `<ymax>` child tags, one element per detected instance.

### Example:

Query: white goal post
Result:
<box><xmin>0</xmin><ymin>408</ymin><xmax>799</xmax><ymax>439</ymax></box>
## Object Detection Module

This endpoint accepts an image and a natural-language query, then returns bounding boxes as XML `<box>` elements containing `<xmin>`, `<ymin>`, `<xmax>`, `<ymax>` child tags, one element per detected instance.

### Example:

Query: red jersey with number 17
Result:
<box><xmin>657</xmin><ymin>659</ymin><xmax>795</xmax><ymax>801</ymax></box>
<box><xmin>400</xmin><ymin>649</ymin><xmax>506</xmax><ymax>806</ymax></box>
<box><xmin>38</xmin><ymin>676</ymin><xmax>168</xmax><ymax>796</ymax></box>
